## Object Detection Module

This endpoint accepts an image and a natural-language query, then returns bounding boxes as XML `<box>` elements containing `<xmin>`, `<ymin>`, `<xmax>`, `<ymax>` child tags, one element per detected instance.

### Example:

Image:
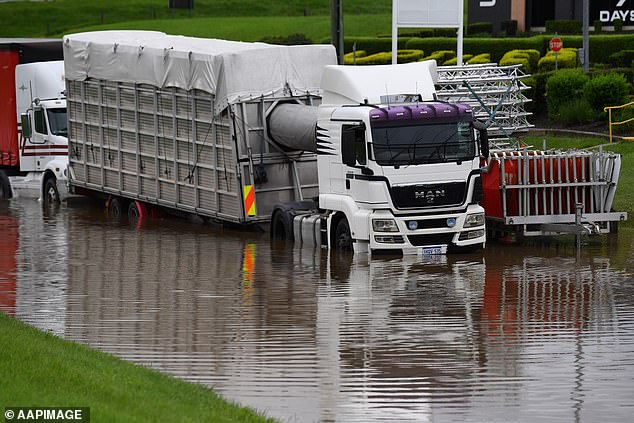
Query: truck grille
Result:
<box><xmin>391</xmin><ymin>182</ymin><xmax>466</xmax><ymax>209</ymax></box>
<box><xmin>408</xmin><ymin>233</ymin><xmax>455</xmax><ymax>246</ymax></box>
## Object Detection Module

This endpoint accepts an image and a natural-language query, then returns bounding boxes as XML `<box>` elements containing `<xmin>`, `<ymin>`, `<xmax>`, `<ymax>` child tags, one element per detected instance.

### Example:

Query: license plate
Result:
<box><xmin>420</xmin><ymin>245</ymin><xmax>445</xmax><ymax>255</ymax></box>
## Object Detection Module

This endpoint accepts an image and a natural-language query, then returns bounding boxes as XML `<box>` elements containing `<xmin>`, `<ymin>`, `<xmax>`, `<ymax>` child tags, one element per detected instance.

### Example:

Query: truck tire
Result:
<box><xmin>43</xmin><ymin>177</ymin><xmax>60</xmax><ymax>207</ymax></box>
<box><xmin>107</xmin><ymin>196</ymin><xmax>128</xmax><ymax>219</ymax></box>
<box><xmin>270</xmin><ymin>209</ymin><xmax>294</xmax><ymax>241</ymax></box>
<box><xmin>335</xmin><ymin>218</ymin><xmax>353</xmax><ymax>251</ymax></box>
<box><xmin>0</xmin><ymin>170</ymin><xmax>11</xmax><ymax>199</ymax></box>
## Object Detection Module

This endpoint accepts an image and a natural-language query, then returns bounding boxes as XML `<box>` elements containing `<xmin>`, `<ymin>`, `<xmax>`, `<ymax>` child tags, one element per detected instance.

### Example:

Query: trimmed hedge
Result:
<box><xmin>343</xmin><ymin>50</ymin><xmax>367</xmax><ymax>65</ymax></box>
<box><xmin>538</xmin><ymin>48</ymin><xmax>579</xmax><ymax>72</ymax></box>
<box><xmin>545</xmin><ymin>20</ymin><xmax>582</xmax><ymax>35</ymax></box>
<box><xmin>443</xmin><ymin>55</ymin><xmax>473</xmax><ymax>65</ymax></box>
<box><xmin>467</xmin><ymin>53</ymin><xmax>491</xmax><ymax>65</ymax></box>
<box><xmin>406</xmin><ymin>37</ymin><xmax>545</xmax><ymax>63</ymax></box>
<box><xmin>344</xmin><ymin>34</ymin><xmax>634</xmax><ymax>66</ymax></box>
<box><xmin>501</xmin><ymin>20</ymin><xmax>518</xmax><ymax>37</ymax></box>
<box><xmin>343</xmin><ymin>37</ymin><xmax>410</xmax><ymax>55</ymax></box>
<box><xmin>468</xmin><ymin>22</ymin><xmax>493</xmax><ymax>35</ymax></box>
<box><xmin>352</xmin><ymin>49</ymin><xmax>425</xmax><ymax>65</ymax></box>
<box><xmin>609</xmin><ymin>50</ymin><xmax>634</xmax><ymax>68</ymax></box>
<box><xmin>500</xmin><ymin>49</ymin><xmax>540</xmax><ymax>73</ymax></box>
<box><xmin>419</xmin><ymin>50</ymin><xmax>455</xmax><ymax>63</ymax></box>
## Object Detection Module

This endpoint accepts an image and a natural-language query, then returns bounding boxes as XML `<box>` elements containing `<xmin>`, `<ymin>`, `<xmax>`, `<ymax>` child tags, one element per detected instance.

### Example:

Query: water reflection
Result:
<box><xmin>2</xmin><ymin>200</ymin><xmax>634</xmax><ymax>423</ymax></box>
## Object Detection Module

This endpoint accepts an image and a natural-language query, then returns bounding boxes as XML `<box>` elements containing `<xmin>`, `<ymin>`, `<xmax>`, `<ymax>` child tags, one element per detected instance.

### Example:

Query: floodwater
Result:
<box><xmin>1</xmin><ymin>199</ymin><xmax>634</xmax><ymax>423</ymax></box>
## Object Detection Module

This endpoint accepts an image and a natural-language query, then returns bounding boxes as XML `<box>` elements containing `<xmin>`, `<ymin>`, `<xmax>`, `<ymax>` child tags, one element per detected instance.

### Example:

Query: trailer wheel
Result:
<box><xmin>43</xmin><ymin>177</ymin><xmax>60</xmax><ymax>207</ymax></box>
<box><xmin>128</xmin><ymin>201</ymin><xmax>141</xmax><ymax>222</ymax></box>
<box><xmin>108</xmin><ymin>196</ymin><xmax>128</xmax><ymax>219</ymax></box>
<box><xmin>270</xmin><ymin>209</ymin><xmax>293</xmax><ymax>241</ymax></box>
<box><xmin>0</xmin><ymin>170</ymin><xmax>11</xmax><ymax>199</ymax></box>
<box><xmin>335</xmin><ymin>218</ymin><xmax>353</xmax><ymax>251</ymax></box>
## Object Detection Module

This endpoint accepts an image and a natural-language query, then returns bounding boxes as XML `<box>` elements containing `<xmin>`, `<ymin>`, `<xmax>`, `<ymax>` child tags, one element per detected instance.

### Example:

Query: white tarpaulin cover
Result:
<box><xmin>63</xmin><ymin>31</ymin><xmax>337</xmax><ymax>115</ymax></box>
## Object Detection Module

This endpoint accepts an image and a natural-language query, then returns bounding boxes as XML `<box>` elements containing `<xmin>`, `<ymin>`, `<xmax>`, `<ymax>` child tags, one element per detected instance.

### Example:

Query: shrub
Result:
<box><xmin>434</xmin><ymin>28</ymin><xmax>457</xmax><ymax>37</ymax></box>
<box><xmin>343</xmin><ymin>37</ymin><xmax>409</xmax><ymax>55</ymax></box>
<box><xmin>406</xmin><ymin>37</ymin><xmax>544</xmax><ymax>63</ymax></box>
<box><xmin>500</xmin><ymin>49</ymin><xmax>541</xmax><ymax>73</ymax></box>
<box><xmin>593</xmin><ymin>20</ymin><xmax>602</xmax><ymax>34</ymax></box>
<box><xmin>612</xmin><ymin>104</ymin><xmax>634</xmax><ymax>135</ymax></box>
<box><xmin>443</xmin><ymin>55</ymin><xmax>473</xmax><ymax>65</ymax></box>
<box><xmin>614</xmin><ymin>19</ymin><xmax>624</xmax><ymax>33</ymax></box>
<box><xmin>538</xmin><ymin>48</ymin><xmax>579</xmax><ymax>72</ymax></box>
<box><xmin>524</xmin><ymin>71</ymin><xmax>554</xmax><ymax>113</ymax></box>
<box><xmin>545</xmin><ymin>20</ymin><xmax>582</xmax><ymax>35</ymax></box>
<box><xmin>419</xmin><ymin>50</ymin><xmax>455</xmax><ymax>63</ymax></box>
<box><xmin>557</xmin><ymin>98</ymin><xmax>597</xmax><ymax>126</ymax></box>
<box><xmin>353</xmin><ymin>49</ymin><xmax>425</xmax><ymax>65</ymax></box>
<box><xmin>583</xmin><ymin>73</ymin><xmax>630</xmax><ymax>113</ymax></box>
<box><xmin>468</xmin><ymin>22</ymin><xmax>493</xmax><ymax>36</ymax></box>
<box><xmin>589</xmin><ymin>34</ymin><xmax>634</xmax><ymax>64</ymax></box>
<box><xmin>545</xmin><ymin>69</ymin><xmax>589</xmax><ymax>118</ymax></box>
<box><xmin>343</xmin><ymin>50</ymin><xmax>367</xmax><ymax>65</ymax></box>
<box><xmin>467</xmin><ymin>53</ymin><xmax>491</xmax><ymax>65</ymax></box>
<box><xmin>609</xmin><ymin>50</ymin><xmax>634</xmax><ymax>68</ymax></box>
<box><xmin>260</xmin><ymin>33</ymin><xmax>312</xmax><ymax>45</ymax></box>
<box><xmin>501</xmin><ymin>20</ymin><xmax>518</xmax><ymax>37</ymax></box>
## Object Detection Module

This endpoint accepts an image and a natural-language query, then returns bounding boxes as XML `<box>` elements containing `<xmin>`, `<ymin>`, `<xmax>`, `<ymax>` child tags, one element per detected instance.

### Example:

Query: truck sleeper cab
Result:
<box><xmin>316</xmin><ymin>101</ymin><xmax>488</xmax><ymax>255</ymax></box>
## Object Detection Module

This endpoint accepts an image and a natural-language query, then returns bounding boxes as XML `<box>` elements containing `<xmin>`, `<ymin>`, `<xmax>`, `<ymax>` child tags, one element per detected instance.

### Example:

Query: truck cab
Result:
<box><xmin>316</xmin><ymin>62</ymin><xmax>487</xmax><ymax>254</ymax></box>
<box><xmin>13</xmin><ymin>60</ymin><xmax>68</xmax><ymax>203</ymax></box>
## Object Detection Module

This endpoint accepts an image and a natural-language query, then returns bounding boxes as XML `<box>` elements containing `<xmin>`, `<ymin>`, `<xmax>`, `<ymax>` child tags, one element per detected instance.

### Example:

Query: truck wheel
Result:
<box><xmin>108</xmin><ymin>196</ymin><xmax>127</xmax><ymax>219</ymax></box>
<box><xmin>335</xmin><ymin>218</ymin><xmax>353</xmax><ymax>251</ymax></box>
<box><xmin>270</xmin><ymin>210</ymin><xmax>293</xmax><ymax>241</ymax></box>
<box><xmin>0</xmin><ymin>170</ymin><xmax>11</xmax><ymax>199</ymax></box>
<box><xmin>43</xmin><ymin>177</ymin><xmax>60</xmax><ymax>207</ymax></box>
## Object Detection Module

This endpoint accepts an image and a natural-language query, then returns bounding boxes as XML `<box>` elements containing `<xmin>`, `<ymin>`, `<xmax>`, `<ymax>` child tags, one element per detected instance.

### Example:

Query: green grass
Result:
<box><xmin>60</xmin><ymin>14</ymin><xmax>392</xmax><ymax>42</ymax></box>
<box><xmin>523</xmin><ymin>134</ymin><xmax>634</xmax><ymax>228</ymax></box>
<box><xmin>0</xmin><ymin>0</ymin><xmax>392</xmax><ymax>38</ymax></box>
<box><xmin>0</xmin><ymin>312</ymin><xmax>277</xmax><ymax>423</ymax></box>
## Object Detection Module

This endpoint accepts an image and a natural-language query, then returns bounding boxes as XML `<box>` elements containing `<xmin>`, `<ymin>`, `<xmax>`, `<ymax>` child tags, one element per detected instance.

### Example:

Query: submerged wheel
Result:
<box><xmin>270</xmin><ymin>210</ymin><xmax>293</xmax><ymax>241</ymax></box>
<box><xmin>0</xmin><ymin>170</ymin><xmax>11</xmax><ymax>199</ymax></box>
<box><xmin>128</xmin><ymin>201</ymin><xmax>141</xmax><ymax>221</ymax></box>
<box><xmin>43</xmin><ymin>177</ymin><xmax>60</xmax><ymax>207</ymax></box>
<box><xmin>107</xmin><ymin>196</ymin><xmax>127</xmax><ymax>219</ymax></box>
<box><xmin>335</xmin><ymin>218</ymin><xmax>353</xmax><ymax>251</ymax></box>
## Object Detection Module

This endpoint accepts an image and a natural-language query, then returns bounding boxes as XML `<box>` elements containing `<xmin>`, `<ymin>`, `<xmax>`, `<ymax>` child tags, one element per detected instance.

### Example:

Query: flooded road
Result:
<box><xmin>1</xmin><ymin>199</ymin><xmax>634</xmax><ymax>422</ymax></box>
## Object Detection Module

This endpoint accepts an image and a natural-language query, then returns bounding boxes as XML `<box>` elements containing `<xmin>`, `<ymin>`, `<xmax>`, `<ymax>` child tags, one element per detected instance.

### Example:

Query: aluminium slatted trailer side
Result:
<box><xmin>64</xmin><ymin>31</ymin><xmax>336</xmax><ymax>224</ymax></box>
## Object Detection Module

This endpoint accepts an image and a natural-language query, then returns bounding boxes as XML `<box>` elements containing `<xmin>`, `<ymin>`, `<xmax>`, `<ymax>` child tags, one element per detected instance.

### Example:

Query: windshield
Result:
<box><xmin>372</xmin><ymin>122</ymin><xmax>475</xmax><ymax>166</ymax></box>
<box><xmin>47</xmin><ymin>108</ymin><xmax>67</xmax><ymax>137</ymax></box>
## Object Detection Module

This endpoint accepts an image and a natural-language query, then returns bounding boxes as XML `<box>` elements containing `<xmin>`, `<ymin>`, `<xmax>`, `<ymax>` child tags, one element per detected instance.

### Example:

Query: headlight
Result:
<box><xmin>464</xmin><ymin>213</ymin><xmax>485</xmax><ymax>228</ymax></box>
<box><xmin>372</xmin><ymin>218</ymin><xmax>399</xmax><ymax>232</ymax></box>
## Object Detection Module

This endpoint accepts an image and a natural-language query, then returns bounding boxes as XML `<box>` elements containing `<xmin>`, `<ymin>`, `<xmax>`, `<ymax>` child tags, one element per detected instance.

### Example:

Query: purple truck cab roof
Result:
<box><xmin>368</xmin><ymin>102</ymin><xmax>473</xmax><ymax>126</ymax></box>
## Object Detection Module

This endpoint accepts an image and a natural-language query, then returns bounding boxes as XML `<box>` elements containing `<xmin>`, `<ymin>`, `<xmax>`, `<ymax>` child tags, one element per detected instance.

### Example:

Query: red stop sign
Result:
<box><xmin>549</xmin><ymin>37</ymin><xmax>563</xmax><ymax>52</ymax></box>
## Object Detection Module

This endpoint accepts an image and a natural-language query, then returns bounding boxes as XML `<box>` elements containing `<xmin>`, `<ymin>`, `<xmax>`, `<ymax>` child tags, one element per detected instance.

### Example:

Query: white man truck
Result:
<box><xmin>63</xmin><ymin>31</ymin><xmax>488</xmax><ymax>254</ymax></box>
<box><xmin>0</xmin><ymin>39</ymin><xmax>68</xmax><ymax>205</ymax></box>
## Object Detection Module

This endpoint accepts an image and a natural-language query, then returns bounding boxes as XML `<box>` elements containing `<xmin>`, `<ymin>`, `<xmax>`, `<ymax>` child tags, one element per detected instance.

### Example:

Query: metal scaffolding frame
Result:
<box><xmin>436</xmin><ymin>64</ymin><xmax>534</xmax><ymax>148</ymax></box>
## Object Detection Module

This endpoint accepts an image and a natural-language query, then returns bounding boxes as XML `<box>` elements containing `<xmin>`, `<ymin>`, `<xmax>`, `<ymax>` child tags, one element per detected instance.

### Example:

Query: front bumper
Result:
<box><xmin>368</xmin><ymin>205</ymin><xmax>486</xmax><ymax>254</ymax></box>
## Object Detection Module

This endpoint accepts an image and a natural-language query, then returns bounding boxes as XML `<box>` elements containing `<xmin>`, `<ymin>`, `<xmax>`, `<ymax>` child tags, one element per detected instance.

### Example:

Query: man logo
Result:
<box><xmin>415</xmin><ymin>189</ymin><xmax>445</xmax><ymax>204</ymax></box>
<box><xmin>480</xmin><ymin>0</ymin><xmax>496</xmax><ymax>6</ymax></box>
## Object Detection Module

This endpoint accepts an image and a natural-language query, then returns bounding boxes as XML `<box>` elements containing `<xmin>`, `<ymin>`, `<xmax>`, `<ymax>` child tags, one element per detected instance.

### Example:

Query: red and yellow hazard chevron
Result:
<box><xmin>243</xmin><ymin>185</ymin><xmax>256</xmax><ymax>216</ymax></box>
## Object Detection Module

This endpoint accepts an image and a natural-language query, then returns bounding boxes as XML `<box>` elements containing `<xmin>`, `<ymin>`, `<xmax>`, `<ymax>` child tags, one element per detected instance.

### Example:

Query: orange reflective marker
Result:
<box><xmin>243</xmin><ymin>185</ymin><xmax>256</xmax><ymax>216</ymax></box>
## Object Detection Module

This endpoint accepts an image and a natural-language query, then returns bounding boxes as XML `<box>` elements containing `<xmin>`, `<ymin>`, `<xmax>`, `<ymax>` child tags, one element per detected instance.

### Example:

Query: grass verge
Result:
<box><xmin>0</xmin><ymin>312</ymin><xmax>277</xmax><ymax>423</ymax></box>
<box><xmin>523</xmin><ymin>134</ymin><xmax>634</xmax><ymax>228</ymax></box>
<box><xmin>0</xmin><ymin>0</ymin><xmax>391</xmax><ymax>38</ymax></box>
<box><xmin>59</xmin><ymin>14</ymin><xmax>392</xmax><ymax>42</ymax></box>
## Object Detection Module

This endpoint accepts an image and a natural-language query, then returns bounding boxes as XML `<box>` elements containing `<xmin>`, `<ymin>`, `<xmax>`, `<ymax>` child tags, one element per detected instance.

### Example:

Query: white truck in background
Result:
<box><xmin>0</xmin><ymin>39</ymin><xmax>68</xmax><ymax>205</ymax></box>
<box><xmin>64</xmin><ymin>31</ymin><xmax>488</xmax><ymax>254</ymax></box>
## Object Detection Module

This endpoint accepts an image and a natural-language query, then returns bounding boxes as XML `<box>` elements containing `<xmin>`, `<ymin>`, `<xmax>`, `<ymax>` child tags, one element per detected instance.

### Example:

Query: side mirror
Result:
<box><xmin>473</xmin><ymin>120</ymin><xmax>489</xmax><ymax>157</ymax></box>
<box><xmin>20</xmin><ymin>113</ymin><xmax>31</xmax><ymax>138</ymax></box>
